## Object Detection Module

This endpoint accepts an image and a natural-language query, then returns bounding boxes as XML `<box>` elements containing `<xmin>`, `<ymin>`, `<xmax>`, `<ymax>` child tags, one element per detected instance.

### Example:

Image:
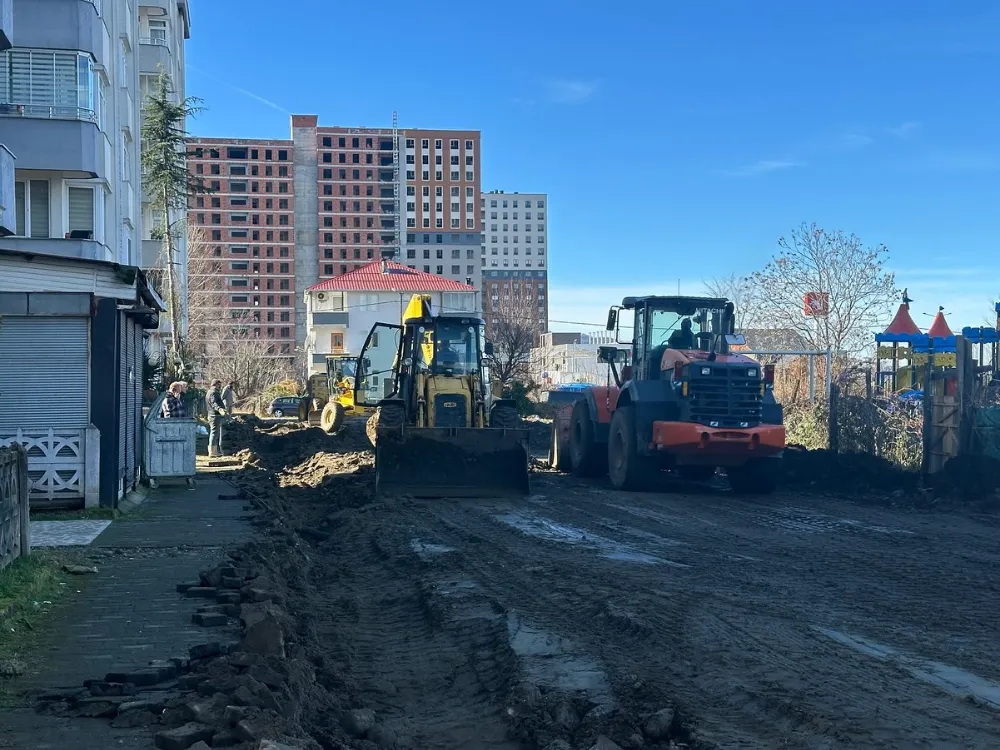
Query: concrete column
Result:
<box><xmin>291</xmin><ymin>115</ymin><xmax>319</xmax><ymax>352</ymax></box>
<box><xmin>84</xmin><ymin>424</ymin><xmax>101</xmax><ymax>508</ymax></box>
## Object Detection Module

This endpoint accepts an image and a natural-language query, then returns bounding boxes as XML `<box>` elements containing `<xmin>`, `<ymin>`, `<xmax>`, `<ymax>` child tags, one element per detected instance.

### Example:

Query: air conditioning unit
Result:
<box><xmin>317</xmin><ymin>292</ymin><xmax>327</xmax><ymax>301</ymax></box>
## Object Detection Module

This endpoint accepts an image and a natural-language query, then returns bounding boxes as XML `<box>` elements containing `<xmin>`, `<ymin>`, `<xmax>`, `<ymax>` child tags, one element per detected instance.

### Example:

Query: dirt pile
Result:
<box><xmin>783</xmin><ymin>446</ymin><xmax>920</xmax><ymax>494</ymax></box>
<box><xmin>930</xmin><ymin>454</ymin><xmax>1000</xmax><ymax>506</ymax></box>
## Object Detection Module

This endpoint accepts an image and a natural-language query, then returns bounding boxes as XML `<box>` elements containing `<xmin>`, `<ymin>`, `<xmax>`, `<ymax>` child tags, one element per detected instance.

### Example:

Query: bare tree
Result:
<box><xmin>486</xmin><ymin>291</ymin><xmax>540</xmax><ymax>391</ymax></box>
<box><xmin>184</xmin><ymin>225</ymin><xmax>292</xmax><ymax>400</ymax></box>
<box><xmin>703</xmin><ymin>272</ymin><xmax>760</xmax><ymax>332</ymax></box>
<box><xmin>749</xmin><ymin>223</ymin><xmax>897</xmax><ymax>355</ymax></box>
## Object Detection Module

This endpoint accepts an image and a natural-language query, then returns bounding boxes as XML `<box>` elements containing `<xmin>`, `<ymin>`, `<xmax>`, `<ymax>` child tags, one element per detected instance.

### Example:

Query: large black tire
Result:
<box><xmin>678</xmin><ymin>465</ymin><xmax>716</xmax><ymax>482</ymax></box>
<box><xmin>320</xmin><ymin>401</ymin><xmax>346</xmax><ymax>434</ymax></box>
<box><xmin>728</xmin><ymin>458</ymin><xmax>781</xmax><ymax>495</ymax></box>
<box><xmin>272</xmin><ymin>409</ymin><xmax>284</xmax><ymax>418</ymax></box>
<box><xmin>549</xmin><ymin>422</ymin><xmax>572</xmax><ymax>472</ymax></box>
<box><xmin>490</xmin><ymin>404</ymin><xmax>520</xmax><ymax>428</ymax></box>
<box><xmin>569</xmin><ymin>400</ymin><xmax>606</xmax><ymax>477</ymax></box>
<box><xmin>607</xmin><ymin>406</ymin><xmax>660</xmax><ymax>491</ymax></box>
<box><xmin>365</xmin><ymin>403</ymin><xmax>405</xmax><ymax>448</ymax></box>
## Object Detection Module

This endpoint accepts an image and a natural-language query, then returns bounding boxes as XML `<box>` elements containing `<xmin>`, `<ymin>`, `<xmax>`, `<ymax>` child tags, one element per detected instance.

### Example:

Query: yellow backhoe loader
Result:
<box><xmin>300</xmin><ymin>354</ymin><xmax>372</xmax><ymax>434</ymax></box>
<box><xmin>353</xmin><ymin>294</ymin><xmax>530</xmax><ymax>497</ymax></box>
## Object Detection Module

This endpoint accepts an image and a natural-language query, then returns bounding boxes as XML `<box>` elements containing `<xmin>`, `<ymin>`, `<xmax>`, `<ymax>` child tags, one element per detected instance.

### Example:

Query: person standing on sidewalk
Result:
<box><xmin>221</xmin><ymin>381</ymin><xmax>236</xmax><ymax>448</ymax></box>
<box><xmin>161</xmin><ymin>382</ymin><xmax>188</xmax><ymax>418</ymax></box>
<box><xmin>206</xmin><ymin>380</ymin><xmax>228</xmax><ymax>457</ymax></box>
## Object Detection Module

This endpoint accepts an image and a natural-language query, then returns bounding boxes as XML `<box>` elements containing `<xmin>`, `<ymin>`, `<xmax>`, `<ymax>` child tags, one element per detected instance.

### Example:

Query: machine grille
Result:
<box><xmin>686</xmin><ymin>365</ymin><xmax>762</xmax><ymax>427</ymax></box>
<box><xmin>432</xmin><ymin>393</ymin><xmax>468</xmax><ymax>428</ymax></box>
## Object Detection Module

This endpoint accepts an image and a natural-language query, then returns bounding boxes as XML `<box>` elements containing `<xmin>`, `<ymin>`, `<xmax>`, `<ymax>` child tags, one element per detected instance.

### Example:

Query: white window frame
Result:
<box><xmin>63</xmin><ymin>181</ymin><xmax>102</xmax><ymax>242</ymax></box>
<box><xmin>147</xmin><ymin>18</ymin><xmax>168</xmax><ymax>44</ymax></box>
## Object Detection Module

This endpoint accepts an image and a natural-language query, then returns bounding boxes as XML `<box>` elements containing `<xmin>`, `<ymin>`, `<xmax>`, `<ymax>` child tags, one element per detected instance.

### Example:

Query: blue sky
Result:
<box><xmin>186</xmin><ymin>0</ymin><xmax>1000</xmax><ymax>337</ymax></box>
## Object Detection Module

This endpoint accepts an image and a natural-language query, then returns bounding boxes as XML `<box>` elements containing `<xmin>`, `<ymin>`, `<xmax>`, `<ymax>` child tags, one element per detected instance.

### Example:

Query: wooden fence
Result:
<box><xmin>0</xmin><ymin>442</ymin><xmax>31</xmax><ymax>571</ymax></box>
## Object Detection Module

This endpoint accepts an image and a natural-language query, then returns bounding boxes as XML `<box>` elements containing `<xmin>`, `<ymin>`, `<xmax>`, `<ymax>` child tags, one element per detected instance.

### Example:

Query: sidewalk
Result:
<box><xmin>0</xmin><ymin>474</ymin><xmax>250</xmax><ymax>749</ymax></box>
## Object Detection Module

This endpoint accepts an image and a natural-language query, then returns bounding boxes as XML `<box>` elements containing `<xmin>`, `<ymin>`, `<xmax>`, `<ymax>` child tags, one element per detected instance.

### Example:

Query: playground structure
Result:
<box><xmin>875</xmin><ymin>293</ymin><xmax>999</xmax><ymax>398</ymax></box>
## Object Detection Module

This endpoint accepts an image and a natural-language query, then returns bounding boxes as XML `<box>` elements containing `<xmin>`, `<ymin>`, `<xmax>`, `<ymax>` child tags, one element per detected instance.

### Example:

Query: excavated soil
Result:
<box><xmin>225</xmin><ymin>417</ymin><xmax>1000</xmax><ymax>749</ymax></box>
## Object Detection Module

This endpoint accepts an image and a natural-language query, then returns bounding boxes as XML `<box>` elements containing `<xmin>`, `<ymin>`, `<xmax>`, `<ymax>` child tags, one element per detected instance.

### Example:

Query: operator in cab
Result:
<box><xmin>667</xmin><ymin>317</ymin><xmax>696</xmax><ymax>349</ymax></box>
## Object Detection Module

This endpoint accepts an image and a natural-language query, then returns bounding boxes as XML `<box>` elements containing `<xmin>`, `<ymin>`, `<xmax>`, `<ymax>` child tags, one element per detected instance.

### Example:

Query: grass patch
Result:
<box><xmin>0</xmin><ymin>550</ymin><xmax>84</xmax><ymax>701</ymax></box>
<box><xmin>30</xmin><ymin>507</ymin><xmax>118</xmax><ymax>522</ymax></box>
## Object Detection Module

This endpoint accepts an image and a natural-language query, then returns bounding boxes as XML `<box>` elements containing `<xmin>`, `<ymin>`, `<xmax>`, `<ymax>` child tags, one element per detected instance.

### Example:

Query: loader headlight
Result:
<box><xmin>700</xmin><ymin>366</ymin><xmax>711</xmax><ymax>376</ymax></box>
<box><xmin>748</xmin><ymin>368</ymin><xmax>758</xmax><ymax>377</ymax></box>
<box><xmin>402</xmin><ymin>357</ymin><xmax>412</xmax><ymax>366</ymax></box>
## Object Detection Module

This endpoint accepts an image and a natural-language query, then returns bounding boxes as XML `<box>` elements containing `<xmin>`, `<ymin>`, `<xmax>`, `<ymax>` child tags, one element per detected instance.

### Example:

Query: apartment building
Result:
<box><xmin>0</xmin><ymin>0</ymin><xmax>142</xmax><ymax>264</ymax></box>
<box><xmin>480</xmin><ymin>190</ymin><xmax>549</xmax><ymax>336</ymax></box>
<box><xmin>0</xmin><ymin>1</ymin><xmax>165</xmax><ymax>509</ymax></box>
<box><xmin>189</xmin><ymin>116</ymin><xmax>482</xmax><ymax>353</ymax></box>
<box><xmin>185</xmin><ymin>138</ymin><xmax>297</xmax><ymax>357</ymax></box>
<box><xmin>137</xmin><ymin>0</ymin><xmax>191</xmax><ymax>347</ymax></box>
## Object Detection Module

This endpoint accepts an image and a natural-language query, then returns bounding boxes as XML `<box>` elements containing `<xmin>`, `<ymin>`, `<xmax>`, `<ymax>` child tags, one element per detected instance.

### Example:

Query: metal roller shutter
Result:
<box><xmin>0</xmin><ymin>317</ymin><xmax>90</xmax><ymax>429</ymax></box>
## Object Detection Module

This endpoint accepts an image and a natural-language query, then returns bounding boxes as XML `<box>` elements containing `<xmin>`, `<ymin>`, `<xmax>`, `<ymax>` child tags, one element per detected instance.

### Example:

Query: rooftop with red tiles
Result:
<box><xmin>307</xmin><ymin>261</ymin><xmax>476</xmax><ymax>293</ymax></box>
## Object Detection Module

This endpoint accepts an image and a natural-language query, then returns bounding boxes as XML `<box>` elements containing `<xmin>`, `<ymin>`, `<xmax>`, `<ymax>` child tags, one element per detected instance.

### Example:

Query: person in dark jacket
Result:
<box><xmin>161</xmin><ymin>382</ymin><xmax>188</xmax><ymax>418</ymax></box>
<box><xmin>206</xmin><ymin>380</ymin><xmax>228</xmax><ymax>457</ymax></box>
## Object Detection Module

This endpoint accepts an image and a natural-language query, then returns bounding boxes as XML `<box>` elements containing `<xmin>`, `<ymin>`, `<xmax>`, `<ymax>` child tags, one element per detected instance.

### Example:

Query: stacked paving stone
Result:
<box><xmin>35</xmin><ymin>555</ymin><xmax>318</xmax><ymax>750</ymax></box>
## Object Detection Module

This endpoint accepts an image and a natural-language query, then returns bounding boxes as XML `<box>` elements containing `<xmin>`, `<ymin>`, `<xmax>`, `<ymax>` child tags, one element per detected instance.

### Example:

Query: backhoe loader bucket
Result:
<box><xmin>374</xmin><ymin>426</ymin><xmax>530</xmax><ymax>498</ymax></box>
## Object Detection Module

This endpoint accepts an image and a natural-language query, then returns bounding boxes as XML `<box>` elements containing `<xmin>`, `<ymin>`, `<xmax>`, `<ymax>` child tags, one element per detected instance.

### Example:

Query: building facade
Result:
<box><xmin>189</xmin><ymin>116</ymin><xmax>483</xmax><ymax>358</ymax></box>
<box><xmin>138</xmin><ymin>0</ymin><xmax>192</xmax><ymax>351</ymax></box>
<box><xmin>303</xmin><ymin>260</ymin><xmax>478</xmax><ymax>376</ymax></box>
<box><xmin>480</xmin><ymin>190</ymin><xmax>548</xmax><ymax>336</ymax></box>
<box><xmin>185</xmin><ymin>138</ymin><xmax>297</xmax><ymax>360</ymax></box>
<box><xmin>0</xmin><ymin>0</ymin><xmax>142</xmax><ymax>266</ymax></box>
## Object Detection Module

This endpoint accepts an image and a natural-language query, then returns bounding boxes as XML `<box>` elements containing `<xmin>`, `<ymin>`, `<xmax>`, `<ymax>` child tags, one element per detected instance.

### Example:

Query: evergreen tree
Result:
<box><xmin>140</xmin><ymin>70</ymin><xmax>209</xmax><ymax>377</ymax></box>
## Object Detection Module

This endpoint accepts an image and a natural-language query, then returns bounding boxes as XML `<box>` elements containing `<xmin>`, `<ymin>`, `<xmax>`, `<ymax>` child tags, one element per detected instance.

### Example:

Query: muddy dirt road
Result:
<box><xmin>235</xmin><ymin>419</ymin><xmax>1000</xmax><ymax>749</ymax></box>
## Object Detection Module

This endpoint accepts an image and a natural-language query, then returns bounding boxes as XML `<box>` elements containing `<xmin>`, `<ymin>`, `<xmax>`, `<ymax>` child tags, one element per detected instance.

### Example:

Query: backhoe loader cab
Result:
<box><xmin>353</xmin><ymin>294</ymin><xmax>529</xmax><ymax>498</ymax></box>
<box><xmin>300</xmin><ymin>353</ymin><xmax>371</xmax><ymax>433</ymax></box>
<box><xmin>560</xmin><ymin>295</ymin><xmax>785</xmax><ymax>493</ymax></box>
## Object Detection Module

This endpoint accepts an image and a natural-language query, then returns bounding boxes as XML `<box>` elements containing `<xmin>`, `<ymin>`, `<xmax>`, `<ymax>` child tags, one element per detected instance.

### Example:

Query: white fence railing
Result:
<box><xmin>0</xmin><ymin>427</ymin><xmax>99</xmax><ymax>507</ymax></box>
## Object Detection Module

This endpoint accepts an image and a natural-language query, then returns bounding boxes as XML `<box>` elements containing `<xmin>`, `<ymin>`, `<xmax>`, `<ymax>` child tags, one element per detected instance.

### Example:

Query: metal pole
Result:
<box><xmin>808</xmin><ymin>354</ymin><xmax>816</xmax><ymax>402</ymax></box>
<box><xmin>921</xmin><ymin>343</ymin><xmax>935</xmax><ymax>477</ymax></box>
<box><xmin>825</xmin><ymin>347</ymin><xmax>833</xmax><ymax>398</ymax></box>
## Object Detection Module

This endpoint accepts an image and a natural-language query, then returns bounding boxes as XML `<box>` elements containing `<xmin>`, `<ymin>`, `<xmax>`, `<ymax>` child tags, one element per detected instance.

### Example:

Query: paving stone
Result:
<box><xmin>193</xmin><ymin>612</ymin><xmax>228</xmax><ymax>627</ymax></box>
<box><xmin>189</xmin><ymin>642</ymin><xmax>223</xmax><ymax>660</ymax></box>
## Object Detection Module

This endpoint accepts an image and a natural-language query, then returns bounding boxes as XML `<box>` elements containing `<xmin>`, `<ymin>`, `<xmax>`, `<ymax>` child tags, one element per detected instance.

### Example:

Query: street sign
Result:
<box><xmin>803</xmin><ymin>291</ymin><xmax>829</xmax><ymax>317</ymax></box>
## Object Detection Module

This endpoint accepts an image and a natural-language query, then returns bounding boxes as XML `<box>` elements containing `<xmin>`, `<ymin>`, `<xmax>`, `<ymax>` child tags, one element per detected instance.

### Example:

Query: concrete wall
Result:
<box><xmin>291</xmin><ymin>116</ymin><xmax>318</xmax><ymax>351</ymax></box>
<box><xmin>14</xmin><ymin>0</ymin><xmax>108</xmax><ymax>66</ymax></box>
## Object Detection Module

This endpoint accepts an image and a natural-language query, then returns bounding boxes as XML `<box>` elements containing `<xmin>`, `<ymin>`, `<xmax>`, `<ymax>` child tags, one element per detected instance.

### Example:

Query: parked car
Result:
<box><xmin>268</xmin><ymin>396</ymin><xmax>303</xmax><ymax>418</ymax></box>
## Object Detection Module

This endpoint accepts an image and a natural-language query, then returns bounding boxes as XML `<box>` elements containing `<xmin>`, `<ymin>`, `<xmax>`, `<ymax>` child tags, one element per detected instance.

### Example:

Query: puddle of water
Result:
<box><xmin>497</xmin><ymin>512</ymin><xmax>683</xmax><ymax>567</ymax></box>
<box><xmin>507</xmin><ymin>612</ymin><xmax>613</xmax><ymax>706</ymax></box>
<box><xmin>817</xmin><ymin>628</ymin><xmax>1000</xmax><ymax>709</ymax></box>
<box><xmin>410</xmin><ymin>538</ymin><xmax>455</xmax><ymax>560</ymax></box>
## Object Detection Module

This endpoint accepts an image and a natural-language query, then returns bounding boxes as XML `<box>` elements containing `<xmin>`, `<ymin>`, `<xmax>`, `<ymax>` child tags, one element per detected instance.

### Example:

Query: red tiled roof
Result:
<box><xmin>307</xmin><ymin>261</ymin><xmax>476</xmax><ymax>293</ymax></box>
<box><xmin>927</xmin><ymin>310</ymin><xmax>953</xmax><ymax>338</ymax></box>
<box><xmin>883</xmin><ymin>303</ymin><xmax>921</xmax><ymax>336</ymax></box>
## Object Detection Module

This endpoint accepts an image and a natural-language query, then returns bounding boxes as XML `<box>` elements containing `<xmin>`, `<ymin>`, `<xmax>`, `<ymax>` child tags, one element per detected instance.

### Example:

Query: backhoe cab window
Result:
<box><xmin>422</xmin><ymin>321</ymin><xmax>478</xmax><ymax>376</ymax></box>
<box><xmin>650</xmin><ymin>307</ymin><xmax>725</xmax><ymax>351</ymax></box>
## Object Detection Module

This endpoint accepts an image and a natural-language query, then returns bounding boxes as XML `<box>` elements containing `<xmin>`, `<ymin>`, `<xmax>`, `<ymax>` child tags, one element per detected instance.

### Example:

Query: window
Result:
<box><xmin>0</xmin><ymin>51</ymin><xmax>100</xmax><ymax>121</ymax></box>
<box><xmin>148</xmin><ymin>18</ymin><xmax>168</xmax><ymax>43</ymax></box>
<box><xmin>14</xmin><ymin>180</ymin><xmax>51</xmax><ymax>238</ymax></box>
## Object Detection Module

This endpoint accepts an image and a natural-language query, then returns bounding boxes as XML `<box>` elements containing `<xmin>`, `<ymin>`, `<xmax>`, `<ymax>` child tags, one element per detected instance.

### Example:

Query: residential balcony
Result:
<box><xmin>0</xmin><ymin>0</ymin><xmax>12</xmax><ymax>51</ymax></box>
<box><xmin>0</xmin><ymin>118</ymin><xmax>103</xmax><ymax>178</ymax></box>
<box><xmin>0</xmin><ymin>144</ymin><xmax>13</xmax><ymax>236</ymax></box>
<box><xmin>15</xmin><ymin>0</ymin><xmax>108</xmax><ymax>67</ymax></box>
<box><xmin>138</xmin><ymin>36</ymin><xmax>171</xmax><ymax>74</ymax></box>
<box><xmin>2</xmin><ymin>236</ymin><xmax>110</xmax><ymax>262</ymax></box>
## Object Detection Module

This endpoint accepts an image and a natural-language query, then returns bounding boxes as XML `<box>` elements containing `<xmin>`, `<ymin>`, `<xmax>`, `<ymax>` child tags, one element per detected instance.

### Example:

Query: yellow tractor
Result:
<box><xmin>301</xmin><ymin>354</ymin><xmax>372</xmax><ymax>434</ymax></box>
<box><xmin>353</xmin><ymin>294</ymin><xmax>530</xmax><ymax>497</ymax></box>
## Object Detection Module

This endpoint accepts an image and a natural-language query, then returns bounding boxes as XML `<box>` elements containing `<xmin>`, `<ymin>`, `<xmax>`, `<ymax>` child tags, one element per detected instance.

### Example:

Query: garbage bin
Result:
<box><xmin>143</xmin><ymin>393</ymin><xmax>198</xmax><ymax>488</ymax></box>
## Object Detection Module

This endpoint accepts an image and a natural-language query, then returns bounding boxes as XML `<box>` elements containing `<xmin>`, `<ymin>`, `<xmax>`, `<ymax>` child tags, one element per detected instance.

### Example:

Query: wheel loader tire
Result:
<box><xmin>607</xmin><ymin>406</ymin><xmax>660</xmax><ymax>491</ymax></box>
<box><xmin>728</xmin><ymin>458</ymin><xmax>781</xmax><ymax>495</ymax></box>
<box><xmin>320</xmin><ymin>401</ymin><xmax>346</xmax><ymax>434</ymax></box>
<box><xmin>490</xmin><ymin>404</ymin><xmax>520</xmax><ymax>428</ymax></box>
<box><xmin>569</xmin><ymin>400</ymin><xmax>605</xmax><ymax>477</ymax></box>
<box><xmin>365</xmin><ymin>403</ymin><xmax>405</xmax><ymax>448</ymax></box>
<box><xmin>549</xmin><ymin>422</ymin><xmax>572</xmax><ymax>472</ymax></box>
<box><xmin>678</xmin><ymin>465</ymin><xmax>716</xmax><ymax>482</ymax></box>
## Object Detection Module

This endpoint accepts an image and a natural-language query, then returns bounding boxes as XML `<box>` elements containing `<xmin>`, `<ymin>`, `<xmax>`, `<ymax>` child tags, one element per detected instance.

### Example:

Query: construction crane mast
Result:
<box><xmin>391</xmin><ymin>110</ymin><xmax>400</xmax><ymax>262</ymax></box>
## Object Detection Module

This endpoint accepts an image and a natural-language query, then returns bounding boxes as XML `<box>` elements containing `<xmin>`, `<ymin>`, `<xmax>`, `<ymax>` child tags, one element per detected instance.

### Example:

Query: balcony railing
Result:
<box><xmin>139</xmin><ymin>36</ymin><xmax>170</xmax><ymax>53</ymax></box>
<box><xmin>0</xmin><ymin>103</ymin><xmax>97</xmax><ymax>123</ymax></box>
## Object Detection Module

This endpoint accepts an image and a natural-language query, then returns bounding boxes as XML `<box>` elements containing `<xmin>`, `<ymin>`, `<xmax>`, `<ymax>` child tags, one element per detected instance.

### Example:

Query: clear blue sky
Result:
<box><xmin>186</xmin><ymin>0</ymin><xmax>1000</xmax><ymax>334</ymax></box>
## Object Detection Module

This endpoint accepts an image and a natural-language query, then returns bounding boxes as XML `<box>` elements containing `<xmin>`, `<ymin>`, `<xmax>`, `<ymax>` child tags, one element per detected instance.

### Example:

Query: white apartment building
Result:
<box><xmin>0</xmin><ymin>0</ymin><xmax>142</xmax><ymax>266</ymax></box>
<box><xmin>138</xmin><ymin>0</ymin><xmax>192</xmax><ymax>352</ymax></box>
<box><xmin>303</xmin><ymin>259</ymin><xmax>479</xmax><ymax>376</ymax></box>
<box><xmin>480</xmin><ymin>190</ymin><xmax>547</xmax><ymax>273</ymax></box>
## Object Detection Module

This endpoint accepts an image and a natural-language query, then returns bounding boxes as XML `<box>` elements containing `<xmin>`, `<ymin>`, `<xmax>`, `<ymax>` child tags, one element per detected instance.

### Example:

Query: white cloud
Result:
<box><xmin>719</xmin><ymin>159</ymin><xmax>804</xmax><ymax>177</ymax></box>
<box><xmin>189</xmin><ymin>64</ymin><xmax>290</xmax><ymax>115</ymax></box>
<box><xmin>544</xmin><ymin>78</ymin><xmax>601</xmax><ymax>104</ymax></box>
<box><xmin>840</xmin><ymin>131</ymin><xmax>875</xmax><ymax>149</ymax></box>
<box><xmin>887</xmin><ymin>121</ymin><xmax>920</xmax><ymax>138</ymax></box>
